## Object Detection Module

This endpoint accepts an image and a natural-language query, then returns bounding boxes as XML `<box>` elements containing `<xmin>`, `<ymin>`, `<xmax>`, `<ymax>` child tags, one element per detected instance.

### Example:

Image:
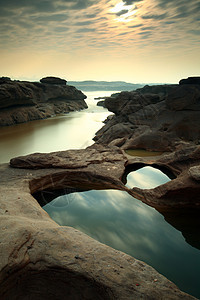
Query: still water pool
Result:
<box><xmin>43</xmin><ymin>187</ymin><xmax>200</xmax><ymax>299</ymax></box>
<box><xmin>42</xmin><ymin>167</ymin><xmax>200</xmax><ymax>298</ymax></box>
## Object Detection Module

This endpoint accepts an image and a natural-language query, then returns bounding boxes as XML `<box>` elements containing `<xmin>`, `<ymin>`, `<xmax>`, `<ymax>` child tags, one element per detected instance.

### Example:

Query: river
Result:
<box><xmin>0</xmin><ymin>91</ymin><xmax>200</xmax><ymax>298</ymax></box>
<box><xmin>0</xmin><ymin>91</ymin><xmax>112</xmax><ymax>163</ymax></box>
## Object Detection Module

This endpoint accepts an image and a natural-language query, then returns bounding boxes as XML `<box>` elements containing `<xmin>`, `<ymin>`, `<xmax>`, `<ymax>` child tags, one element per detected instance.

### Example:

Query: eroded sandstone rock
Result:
<box><xmin>0</xmin><ymin>77</ymin><xmax>87</xmax><ymax>126</ymax></box>
<box><xmin>94</xmin><ymin>83</ymin><xmax>200</xmax><ymax>151</ymax></box>
<box><xmin>1</xmin><ymin>79</ymin><xmax>200</xmax><ymax>299</ymax></box>
<box><xmin>0</xmin><ymin>144</ymin><xmax>198</xmax><ymax>299</ymax></box>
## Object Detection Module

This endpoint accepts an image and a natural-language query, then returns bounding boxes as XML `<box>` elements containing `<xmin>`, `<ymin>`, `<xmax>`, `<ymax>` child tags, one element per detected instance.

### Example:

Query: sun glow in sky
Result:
<box><xmin>110</xmin><ymin>1</ymin><xmax>133</xmax><ymax>13</ymax></box>
<box><xmin>0</xmin><ymin>0</ymin><xmax>199</xmax><ymax>83</ymax></box>
<box><xmin>110</xmin><ymin>1</ymin><xmax>137</xmax><ymax>22</ymax></box>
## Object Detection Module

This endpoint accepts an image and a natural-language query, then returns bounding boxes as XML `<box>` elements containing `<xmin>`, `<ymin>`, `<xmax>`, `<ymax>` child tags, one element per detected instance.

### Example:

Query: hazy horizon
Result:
<box><xmin>3</xmin><ymin>76</ymin><xmax>173</xmax><ymax>85</ymax></box>
<box><xmin>0</xmin><ymin>0</ymin><xmax>199</xmax><ymax>84</ymax></box>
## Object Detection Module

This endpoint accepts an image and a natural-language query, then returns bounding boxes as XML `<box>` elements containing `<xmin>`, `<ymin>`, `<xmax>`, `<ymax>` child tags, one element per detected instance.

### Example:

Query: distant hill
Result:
<box><xmin>68</xmin><ymin>80</ymin><xmax>144</xmax><ymax>91</ymax></box>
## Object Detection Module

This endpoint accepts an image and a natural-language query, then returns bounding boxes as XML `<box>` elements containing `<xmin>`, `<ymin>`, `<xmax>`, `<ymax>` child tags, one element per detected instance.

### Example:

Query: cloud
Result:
<box><xmin>53</xmin><ymin>26</ymin><xmax>69</xmax><ymax>32</ymax></box>
<box><xmin>74</xmin><ymin>21</ymin><xmax>94</xmax><ymax>26</ymax></box>
<box><xmin>155</xmin><ymin>0</ymin><xmax>200</xmax><ymax>21</ymax></box>
<box><xmin>116</xmin><ymin>9</ymin><xmax>129</xmax><ymax>16</ymax></box>
<box><xmin>142</xmin><ymin>13</ymin><xmax>168</xmax><ymax>20</ymax></box>
<box><xmin>32</xmin><ymin>14</ymin><xmax>69</xmax><ymax>23</ymax></box>
<box><xmin>76</xmin><ymin>28</ymin><xmax>96</xmax><ymax>33</ymax></box>
<box><xmin>0</xmin><ymin>0</ymin><xmax>199</xmax><ymax>83</ymax></box>
<box><xmin>123</xmin><ymin>0</ymin><xmax>143</xmax><ymax>4</ymax></box>
<box><xmin>0</xmin><ymin>0</ymin><xmax>96</xmax><ymax>13</ymax></box>
<box><xmin>128</xmin><ymin>24</ymin><xmax>143</xmax><ymax>28</ymax></box>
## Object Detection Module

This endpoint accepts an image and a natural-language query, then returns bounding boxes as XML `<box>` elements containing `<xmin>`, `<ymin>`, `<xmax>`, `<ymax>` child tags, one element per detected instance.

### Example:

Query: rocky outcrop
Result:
<box><xmin>40</xmin><ymin>76</ymin><xmax>67</xmax><ymax>85</ymax></box>
<box><xmin>0</xmin><ymin>144</ymin><xmax>197</xmax><ymax>299</ymax></box>
<box><xmin>0</xmin><ymin>77</ymin><xmax>87</xmax><ymax>126</ymax></box>
<box><xmin>94</xmin><ymin>83</ymin><xmax>200</xmax><ymax>151</ymax></box>
<box><xmin>9</xmin><ymin>143</ymin><xmax>200</xmax><ymax>210</ymax></box>
<box><xmin>179</xmin><ymin>76</ymin><xmax>200</xmax><ymax>85</ymax></box>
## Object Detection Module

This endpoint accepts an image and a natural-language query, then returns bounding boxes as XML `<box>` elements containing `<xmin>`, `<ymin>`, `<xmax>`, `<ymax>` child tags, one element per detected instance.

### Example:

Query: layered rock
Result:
<box><xmin>0</xmin><ymin>144</ymin><xmax>197</xmax><ymax>299</ymax></box>
<box><xmin>94</xmin><ymin>83</ymin><xmax>200</xmax><ymax>151</ymax></box>
<box><xmin>1</xmin><ymin>77</ymin><xmax>200</xmax><ymax>299</ymax></box>
<box><xmin>0</xmin><ymin>77</ymin><xmax>87</xmax><ymax>126</ymax></box>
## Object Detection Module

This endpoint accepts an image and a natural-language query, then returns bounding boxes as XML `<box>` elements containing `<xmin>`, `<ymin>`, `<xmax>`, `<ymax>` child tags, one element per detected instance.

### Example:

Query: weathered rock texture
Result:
<box><xmin>94</xmin><ymin>83</ymin><xmax>200</xmax><ymax>151</ymax></box>
<box><xmin>1</xmin><ymin>77</ymin><xmax>200</xmax><ymax>299</ymax></box>
<box><xmin>0</xmin><ymin>77</ymin><xmax>87</xmax><ymax>126</ymax></box>
<box><xmin>0</xmin><ymin>144</ymin><xmax>197</xmax><ymax>299</ymax></box>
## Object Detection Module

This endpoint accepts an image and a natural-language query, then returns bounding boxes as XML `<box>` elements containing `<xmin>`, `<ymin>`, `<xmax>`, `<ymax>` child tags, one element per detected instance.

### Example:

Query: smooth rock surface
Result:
<box><xmin>0</xmin><ymin>144</ymin><xmax>197</xmax><ymax>299</ymax></box>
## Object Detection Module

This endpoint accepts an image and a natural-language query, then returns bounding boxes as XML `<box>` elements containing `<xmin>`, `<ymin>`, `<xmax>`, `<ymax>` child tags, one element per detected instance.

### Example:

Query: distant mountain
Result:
<box><xmin>68</xmin><ymin>80</ymin><xmax>144</xmax><ymax>91</ymax></box>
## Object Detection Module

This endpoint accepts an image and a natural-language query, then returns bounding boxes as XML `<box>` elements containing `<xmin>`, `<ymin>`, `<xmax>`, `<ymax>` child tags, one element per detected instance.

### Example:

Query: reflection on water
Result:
<box><xmin>160</xmin><ymin>208</ymin><xmax>200</xmax><ymax>251</ymax></box>
<box><xmin>126</xmin><ymin>166</ymin><xmax>171</xmax><ymax>189</ymax></box>
<box><xmin>43</xmin><ymin>189</ymin><xmax>200</xmax><ymax>298</ymax></box>
<box><xmin>0</xmin><ymin>91</ymin><xmax>113</xmax><ymax>163</ymax></box>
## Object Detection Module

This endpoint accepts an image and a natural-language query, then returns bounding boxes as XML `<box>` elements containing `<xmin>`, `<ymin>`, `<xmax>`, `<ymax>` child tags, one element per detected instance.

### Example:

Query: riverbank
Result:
<box><xmin>0</xmin><ymin>76</ymin><xmax>87</xmax><ymax>126</ymax></box>
<box><xmin>0</xmin><ymin>91</ymin><xmax>112</xmax><ymax>163</ymax></box>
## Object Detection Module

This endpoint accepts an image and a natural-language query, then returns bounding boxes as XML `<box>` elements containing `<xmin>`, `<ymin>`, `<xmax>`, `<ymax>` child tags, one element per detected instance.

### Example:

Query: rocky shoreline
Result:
<box><xmin>0</xmin><ymin>76</ymin><xmax>200</xmax><ymax>299</ymax></box>
<box><xmin>94</xmin><ymin>78</ymin><xmax>200</xmax><ymax>151</ymax></box>
<box><xmin>0</xmin><ymin>76</ymin><xmax>87</xmax><ymax>126</ymax></box>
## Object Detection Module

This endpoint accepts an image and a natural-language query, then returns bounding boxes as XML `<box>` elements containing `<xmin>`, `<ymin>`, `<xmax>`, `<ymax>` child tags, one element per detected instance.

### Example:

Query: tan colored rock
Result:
<box><xmin>0</xmin><ymin>144</ymin><xmax>197</xmax><ymax>299</ymax></box>
<box><xmin>188</xmin><ymin>165</ymin><xmax>200</xmax><ymax>181</ymax></box>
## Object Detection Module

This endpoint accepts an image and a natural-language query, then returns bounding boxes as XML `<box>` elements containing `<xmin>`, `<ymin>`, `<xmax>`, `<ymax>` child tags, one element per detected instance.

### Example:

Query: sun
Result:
<box><xmin>110</xmin><ymin>1</ymin><xmax>132</xmax><ymax>13</ymax></box>
<box><xmin>110</xmin><ymin>1</ymin><xmax>137</xmax><ymax>23</ymax></box>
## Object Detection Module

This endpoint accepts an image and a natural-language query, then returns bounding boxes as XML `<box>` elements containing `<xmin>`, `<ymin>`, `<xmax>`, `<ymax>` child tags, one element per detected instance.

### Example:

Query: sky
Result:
<box><xmin>0</xmin><ymin>0</ymin><xmax>200</xmax><ymax>83</ymax></box>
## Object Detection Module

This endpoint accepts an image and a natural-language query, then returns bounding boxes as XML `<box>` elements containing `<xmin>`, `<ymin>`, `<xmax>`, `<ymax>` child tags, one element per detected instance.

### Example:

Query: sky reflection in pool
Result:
<box><xmin>43</xmin><ymin>189</ymin><xmax>200</xmax><ymax>298</ymax></box>
<box><xmin>126</xmin><ymin>166</ymin><xmax>171</xmax><ymax>189</ymax></box>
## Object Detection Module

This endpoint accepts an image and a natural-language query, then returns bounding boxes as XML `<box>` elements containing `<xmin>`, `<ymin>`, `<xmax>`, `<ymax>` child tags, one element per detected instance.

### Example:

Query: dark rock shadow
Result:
<box><xmin>158</xmin><ymin>208</ymin><xmax>200</xmax><ymax>250</ymax></box>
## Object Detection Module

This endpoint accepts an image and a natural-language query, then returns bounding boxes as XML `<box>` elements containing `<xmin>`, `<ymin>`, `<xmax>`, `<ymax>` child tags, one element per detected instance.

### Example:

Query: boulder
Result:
<box><xmin>40</xmin><ymin>76</ymin><xmax>67</xmax><ymax>85</ymax></box>
<box><xmin>188</xmin><ymin>165</ymin><xmax>200</xmax><ymax>181</ymax></box>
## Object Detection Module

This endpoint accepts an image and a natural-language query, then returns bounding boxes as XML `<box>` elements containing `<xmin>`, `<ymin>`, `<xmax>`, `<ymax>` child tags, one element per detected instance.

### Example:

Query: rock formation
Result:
<box><xmin>1</xmin><ymin>77</ymin><xmax>200</xmax><ymax>299</ymax></box>
<box><xmin>40</xmin><ymin>76</ymin><xmax>67</xmax><ymax>85</ymax></box>
<box><xmin>0</xmin><ymin>144</ymin><xmax>197</xmax><ymax>299</ymax></box>
<box><xmin>94</xmin><ymin>82</ymin><xmax>200</xmax><ymax>151</ymax></box>
<box><xmin>0</xmin><ymin>77</ymin><xmax>87</xmax><ymax>126</ymax></box>
<box><xmin>179</xmin><ymin>76</ymin><xmax>200</xmax><ymax>85</ymax></box>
